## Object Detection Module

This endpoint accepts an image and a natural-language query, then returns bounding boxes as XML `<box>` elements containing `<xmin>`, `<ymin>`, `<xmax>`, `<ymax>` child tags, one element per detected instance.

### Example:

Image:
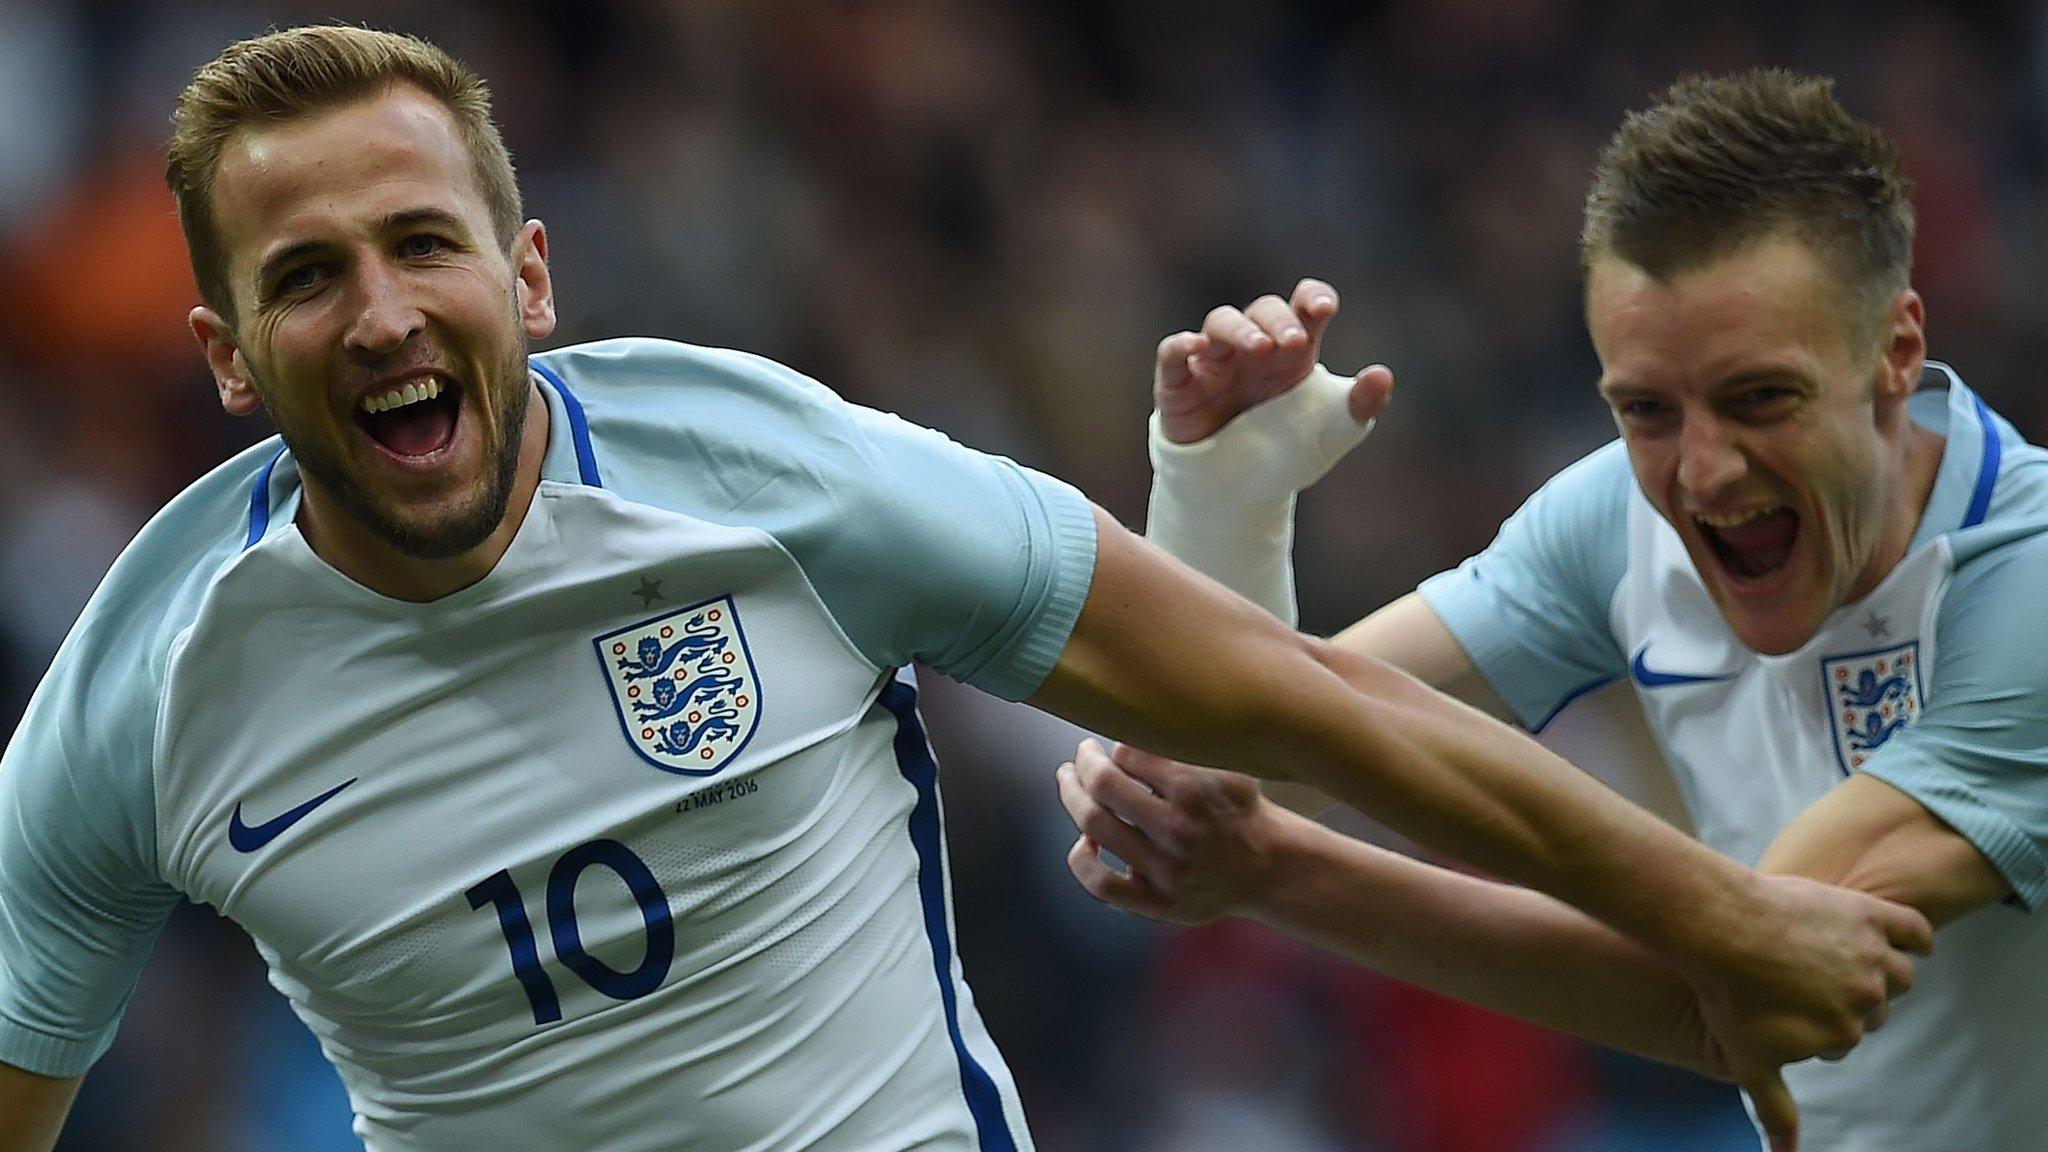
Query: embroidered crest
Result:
<box><xmin>1821</xmin><ymin>641</ymin><xmax>1922</xmax><ymax>773</ymax></box>
<box><xmin>594</xmin><ymin>595</ymin><xmax>761</xmax><ymax>776</ymax></box>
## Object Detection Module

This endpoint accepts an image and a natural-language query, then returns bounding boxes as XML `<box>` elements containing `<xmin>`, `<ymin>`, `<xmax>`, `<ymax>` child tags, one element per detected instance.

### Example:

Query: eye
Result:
<box><xmin>399</xmin><ymin>233</ymin><xmax>448</xmax><ymax>258</ymax></box>
<box><xmin>1732</xmin><ymin>386</ymin><xmax>1798</xmax><ymax>418</ymax></box>
<box><xmin>274</xmin><ymin>263</ymin><xmax>329</xmax><ymax>296</ymax></box>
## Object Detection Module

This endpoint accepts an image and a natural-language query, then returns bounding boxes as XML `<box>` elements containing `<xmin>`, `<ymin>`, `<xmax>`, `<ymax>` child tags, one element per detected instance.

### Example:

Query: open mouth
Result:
<box><xmin>355</xmin><ymin>375</ymin><xmax>461</xmax><ymax>459</ymax></box>
<box><xmin>1697</xmin><ymin>506</ymin><xmax>1799</xmax><ymax>584</ymax></box>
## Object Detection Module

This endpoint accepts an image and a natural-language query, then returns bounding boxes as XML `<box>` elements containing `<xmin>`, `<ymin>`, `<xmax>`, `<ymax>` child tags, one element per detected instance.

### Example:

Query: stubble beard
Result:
<box><xmin>267</xmin><ymin>346</ymin><xmax>534</xmax><ymax>561</ymax></box>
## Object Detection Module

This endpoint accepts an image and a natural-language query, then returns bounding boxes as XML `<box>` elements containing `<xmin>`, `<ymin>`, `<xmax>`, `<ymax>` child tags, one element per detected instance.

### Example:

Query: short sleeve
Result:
<box><xmin>1860</xmin><ymin>533</ymin><xmax>2048</xmax><ymax>910</ymax></box>
<box><xmin>778</xmin><ymin>402</ymin><xmax>1098</xmax><ymax>699</ymax></box>
<box><xmin>1417</xmin><ymin>442</ymin><xmax>1633</xmax><ymax>731</ymax></box>
<box><xmin>542</xmin><ymin>340</ymin><xmax>1099</xmax><ymax>702</ymax></box>
<box><xmin>0</xmin><ymin>628</ymin><xmax>181</xmax><ymax>1075</ymax></box>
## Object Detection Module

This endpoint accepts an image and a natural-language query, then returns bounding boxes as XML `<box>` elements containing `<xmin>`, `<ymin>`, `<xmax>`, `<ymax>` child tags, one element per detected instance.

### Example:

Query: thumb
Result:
<box><xmin>1348</xmin><ymin>364</ymin><xmax>1394</xmax><ymax>425</ymax></box>
<box><xmin>1746</xmin><ymin>1071</ymin><xmax>1800</xmax><ymax>1152</ymax></box>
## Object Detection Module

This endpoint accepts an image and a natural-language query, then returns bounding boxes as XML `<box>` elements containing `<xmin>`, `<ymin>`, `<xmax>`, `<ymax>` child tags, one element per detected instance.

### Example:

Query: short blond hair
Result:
<box><xmin>166</xmin><ymin>25</ymin><xmax>522</xmax><ymax>323</ymax></box>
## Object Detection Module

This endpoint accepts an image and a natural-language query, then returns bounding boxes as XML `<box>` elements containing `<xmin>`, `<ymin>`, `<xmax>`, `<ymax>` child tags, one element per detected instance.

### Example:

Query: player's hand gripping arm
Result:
<box><xmin>1029</xmin><ymin>514</ymin><xmax>1932</xmax><ymax>1151</ymax></box>
<box><xmin>0</xmin><ymin>1064</ymin><xmax>79</xmax><ymax>1152</ymax></box>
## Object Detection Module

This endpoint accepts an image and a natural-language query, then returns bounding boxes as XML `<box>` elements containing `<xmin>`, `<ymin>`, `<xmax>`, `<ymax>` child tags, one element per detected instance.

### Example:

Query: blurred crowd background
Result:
<box><xmin>3</xmin><ymin>1</ymin><xmax>2045</xmax><ymax>1149</ymax></box>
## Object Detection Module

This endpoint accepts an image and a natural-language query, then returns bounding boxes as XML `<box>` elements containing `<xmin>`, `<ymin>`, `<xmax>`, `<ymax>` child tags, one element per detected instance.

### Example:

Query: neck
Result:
<box><xmin>1845</xmin><ymin>416</ymin><xmax>1945</xmax><ymax>604</ymax></box>
<box><xmin>297</xmin><ymin>381</ymin><xmax>552</xmax><ymax>602</ymax></box>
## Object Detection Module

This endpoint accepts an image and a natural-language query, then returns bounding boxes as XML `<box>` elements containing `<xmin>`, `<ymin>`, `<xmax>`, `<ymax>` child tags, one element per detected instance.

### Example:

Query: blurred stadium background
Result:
<box><xmin>3</xmin><ymin>1</ymin><xmax>2044</xmax><ymax>1149</ymax></box>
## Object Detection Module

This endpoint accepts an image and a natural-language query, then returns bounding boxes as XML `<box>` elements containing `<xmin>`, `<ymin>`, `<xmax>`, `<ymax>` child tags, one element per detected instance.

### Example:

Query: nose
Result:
<box><xmin>343</xmin><ymin>260</ymin><xmax>424</xmax><ymax>358</ymax></box>
<box><xmin>1676</xmin><ymin>414</ymin><xmax>1747</xmax><ymax>500</ymax></box>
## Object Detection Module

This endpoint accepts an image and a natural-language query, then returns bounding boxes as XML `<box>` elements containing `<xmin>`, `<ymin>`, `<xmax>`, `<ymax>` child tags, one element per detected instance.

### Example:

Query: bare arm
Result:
<box><xmin>1034</xmin><ymin>510</ymin><xmax>1778</xmax><ymax>959</ymax></box>
<box><xmin>0</xmin><ymin>1064</ymin><xmax>78</xmax><ymax>1152</ymax></box>
<box><xmin>1760</xmin><ymin>773</ymin><xmax>2012</xmax><ymax>927</ymax></box>
<box><xmin>1032</xmin><ymin>509</ymin><xmax>1927</xmax><ymax>1102</ymax></box>
<box><xmin>1059</xmin><ymin>742</ymin><xmax>1725</xmax><ymax>1074</ymax></box>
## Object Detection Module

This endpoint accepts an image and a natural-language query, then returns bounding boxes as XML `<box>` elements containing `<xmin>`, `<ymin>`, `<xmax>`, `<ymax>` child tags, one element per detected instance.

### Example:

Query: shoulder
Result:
<box><xmin>1940</xmin><ymin>522</ymin><xmax>2048</xmax><ymax>637</ymax></box>
<box><xmin>2</xmin><ymin>440</ymin><xmax>266</xmax><ymax>868</ymax></box>
<box><xmin>531</xmin><ymin>337</ymin><xmax>938</xmax><ymax>512</ymax></box>
<box><xmin>27</xmin><ymin>440</ymin><xmax>266</xmax><ymax>757</ymax></box>
<box><xmin>528</xmin><ymin>336</ymin><xmax>1007</xmax><ymax>524</ymax></box>
<box><xmin>1529</xmin><ymin>438</ymin><xmax>1634</xmax><ymax>517</ymax></box>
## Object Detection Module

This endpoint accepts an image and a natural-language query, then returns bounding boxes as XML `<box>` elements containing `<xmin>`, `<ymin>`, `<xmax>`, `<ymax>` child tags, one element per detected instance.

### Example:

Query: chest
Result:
<box><xmin>148</xmin><ymin>490</ymin><xmax>894</xmax><ymax>1029</ymax></box>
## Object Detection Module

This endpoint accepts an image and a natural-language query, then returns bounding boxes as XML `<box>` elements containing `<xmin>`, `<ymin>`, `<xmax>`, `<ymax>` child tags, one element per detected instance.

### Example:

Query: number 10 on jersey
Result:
<box><xmin>465</xmin><ymin>838</ymin><xmax>676</xmax><ymax>1025</ymax></box>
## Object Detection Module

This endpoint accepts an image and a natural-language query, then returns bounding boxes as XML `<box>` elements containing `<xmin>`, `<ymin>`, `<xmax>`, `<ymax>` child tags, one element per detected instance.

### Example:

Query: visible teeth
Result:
<box><xmin>1697</xmin><ymin>506</ymin><xmax>1780</xmax><ymax>530</ymax></box>
<box><xmin>360</xmin><ymin>377</ymin><xmax>445</xmax><ymax>415</ymax></box>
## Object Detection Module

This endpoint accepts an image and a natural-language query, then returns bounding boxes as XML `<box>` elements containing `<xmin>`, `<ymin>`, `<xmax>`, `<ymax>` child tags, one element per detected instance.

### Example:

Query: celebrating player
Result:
<box><xmin>1065</xmin><ymin>71</ymin><xmax>2048</xmax><ymax>1151</ymax></box>
<box><xmin>0</xmin><ymin>33</ymin><xmax>1924</xmax><ymax>1152</ymax></box>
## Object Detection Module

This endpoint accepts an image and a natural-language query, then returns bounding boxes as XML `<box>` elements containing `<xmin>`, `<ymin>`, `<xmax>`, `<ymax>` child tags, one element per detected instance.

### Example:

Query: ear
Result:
<box><xmin>191</xmin><ymin>307</ymin><xmax>263</xmax><ymax>417</ymax></box>
<box><xmin>1873</xmin><ymin>289</ymin><xmax>1926</xmax><ymax>407</ymax></box>
<box><xmin>512</xmin><ymin>220</ymin><xmax>557</xmax><ymax>341</ymax></box>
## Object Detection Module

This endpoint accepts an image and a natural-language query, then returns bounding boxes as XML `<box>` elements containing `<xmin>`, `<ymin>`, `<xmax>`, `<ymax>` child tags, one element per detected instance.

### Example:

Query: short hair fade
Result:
<box><xmin>1581</xmin><ymin>70</ymin><xmax>1914</xmax><ymax>336</ymax></box>
<box><xmin>165</xmin><ymin>24</ymin><xmax>522</xmax><ymax>323</ymax></box>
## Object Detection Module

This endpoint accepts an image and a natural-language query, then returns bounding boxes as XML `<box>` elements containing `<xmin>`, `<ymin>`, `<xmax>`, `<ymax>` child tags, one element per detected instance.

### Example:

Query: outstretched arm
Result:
<box><xmin>1030</xmin><ymin>511</ymin><xmax>1929</xmax><ymax>1149</ymax></box>
<box><xmin>1060</xmin><ymin>742</ymin><xmax>1729</xmax><ymax>1075</ymax></box>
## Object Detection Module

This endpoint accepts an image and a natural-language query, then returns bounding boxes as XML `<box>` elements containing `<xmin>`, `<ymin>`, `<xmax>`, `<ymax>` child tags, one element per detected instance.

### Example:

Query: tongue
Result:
<box><xmin>364</xmin><ymin>398</ymin><xmax>456</xmax><ymax>458</ymax></box>
<box><xmin>1713</xmin><ymin>508</ymin><xmax>1798</xmax><ymax>578</ymax></box>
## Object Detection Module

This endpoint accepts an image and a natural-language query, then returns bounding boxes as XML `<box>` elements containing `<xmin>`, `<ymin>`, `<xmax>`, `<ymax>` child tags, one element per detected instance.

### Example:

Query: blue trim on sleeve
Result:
<box><xmin>243</xmin><ymin>447</ymin><xmax>287</xmax><ymax>549</ymax></box>
<box><xmin>529</xmin><ymin>360</ymin><xmax>603</xmax><ymax>487</ymax></box>
<box><xmin>879</xmin><ymin>678</ymin><xmax>1019</xmax><ymax>1152</ymax></box>
<box><xmin>1963</xmin><ymin>394</ymin><xmax>2001</xmax><ymax>529</ymax></box>
<box><xmin>1530</xmin><ymin>674</ymin><xmax>1617</xmax><ymax>735</ymax></box>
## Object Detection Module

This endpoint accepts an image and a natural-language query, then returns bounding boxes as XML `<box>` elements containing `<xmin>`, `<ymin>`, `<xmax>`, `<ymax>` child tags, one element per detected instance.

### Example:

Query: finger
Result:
<box><xmin>1074</xmin><ymin>741</ymin><xmax>1177</xmax><ymax>829</ymax></box>
<box><xmin>1862</xmin><ymin>995</ymin><xmax>1890</xmax><ymax>1037</ymax></box>
<box><xmin>1291</xmin><ymin>278</ymin><xmax>1339</xmax><ymax>346</ymax></box>
<box><xmin>1109</xmin><ymin>741</ymin><xmax>1210</xmax><ymax>799</ymax></box>
<box><xmin>1066</xmin><ymin>836</ymin><xmax>1170</xmax><ymax>918</ymax></box>
<box><xmin>1879</xmin><ymin>943</ymin><xmax>1915</xmax><ymax>999</ymax></box>
<box><xmin>1244</xmin><ymin>294</ymin><xmax>1306</xmax><ymax>350</ymax></box>
<box><xmin>1154</xmin><ymin>331</ymin><xmax>1206</xmax><ymax>393</ymax></box>
<box><xmin>1202</xmin><ymin>305</ymin><xmax>1270</xmax><ymax>357</ymax></box>
<box><xmin>1349</xmin><ymin>364</ymin><xmax>1395</xmax><ymax>425</ymax></box>
<box><xmin>1057</xmin><ymin>764</ymin><xmax>1181</xmax><ymax>891</ymax></box>
<box><xmin>1744</xmin><ymin>1072</ymin><xmax>1801</xmax><ymax>1152</ymax></box>
<box><xmin>1880</xmin><ymin>900</ymin><xmax>1935</xmax><ymax>956</ymax></box>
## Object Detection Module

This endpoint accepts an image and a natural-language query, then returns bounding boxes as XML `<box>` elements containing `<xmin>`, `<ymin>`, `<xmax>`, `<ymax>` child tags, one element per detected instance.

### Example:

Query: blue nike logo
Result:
<box><xmin>1629</xmin><ymin>644</ymin><xmax>1736</xmax><ymax>688</ymax></box>
<box><xmin>229</xmin><ymin>778</ymin><xmax>358</xmax><ymax>852</ymax></box>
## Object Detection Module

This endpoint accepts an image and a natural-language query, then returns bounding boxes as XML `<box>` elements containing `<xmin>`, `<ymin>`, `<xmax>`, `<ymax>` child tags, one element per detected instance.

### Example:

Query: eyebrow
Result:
<box><xmin>252</xmin><ymin>207</ymin><xmax>471</xmax><ymax>293</ymax></box>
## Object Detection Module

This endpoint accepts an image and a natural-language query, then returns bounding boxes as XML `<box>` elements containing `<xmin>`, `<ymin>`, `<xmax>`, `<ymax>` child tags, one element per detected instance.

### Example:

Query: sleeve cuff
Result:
<box><xmin>0</xmin><ymin>1014</ymin><xmax>114</xmax><ymax>1078</ymax></box>
<box><xmin>1860</xmin><ymin>745</ymin><xmax>2048</xmax><ymax>911</ymax></box>
<box><xmin>977</xmin><ymin>468</ymin><xmax>1098</xmax><ymax>702</ymax></box>
<box><xmin>1418</xmin><ymin>568</ymin><xmax>1550</xmax><ymax>729</ymax></box>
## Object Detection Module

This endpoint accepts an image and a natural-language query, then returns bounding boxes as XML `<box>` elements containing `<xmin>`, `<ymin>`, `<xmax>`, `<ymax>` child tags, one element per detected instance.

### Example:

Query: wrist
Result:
<box><xmin>1616</xmin><ymin>843</ymin><xmax>1771</xmax><ymax>972</ymax></box>
<box><xmin>1242</xmin><ymin>805</ymin><xmax>1333</xmax><ymax>927</ymax></box>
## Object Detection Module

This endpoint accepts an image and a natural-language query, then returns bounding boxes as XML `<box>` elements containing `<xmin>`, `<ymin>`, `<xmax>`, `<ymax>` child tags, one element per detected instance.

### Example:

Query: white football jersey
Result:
<box><xmin>1422</xmin><ymin>364</ymin><xmax>2048</xmax><ymax>1151</ymax></box>
<box><xmin>0</xmin><ymin>338</ymin><xmax>1099</xmax><ymax>1151</ymax></box>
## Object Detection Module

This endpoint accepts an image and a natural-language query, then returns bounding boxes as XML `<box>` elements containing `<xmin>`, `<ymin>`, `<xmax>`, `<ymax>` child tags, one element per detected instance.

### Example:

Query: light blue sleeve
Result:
<box><xmin>1860</xmin><ymin>528</ymin><xmax>2048</xmax><ymax>910</ymax></box>
<box><xmin>0</xmin><ymin>445</ymin><xmax>257</xmax><ymax>1076</ymax></box>
<box><xmin>540</xmin><ymin>339</ymin><xmax>1098</xmax><ymax>701</ymax></box>
<box><xmin>1416</xmin><ymin>441</ymin><xmax>1633</xmax><ymax>731</ymax></box>
<box><xmin>0</xmin><ymin>614</ymin><xmax>183</xmax><ymax>1076</ymax></box>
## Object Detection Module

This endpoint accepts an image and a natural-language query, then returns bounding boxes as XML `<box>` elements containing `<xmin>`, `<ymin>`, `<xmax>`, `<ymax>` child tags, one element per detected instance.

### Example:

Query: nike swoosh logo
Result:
<box><xmin>1629</xmin><ymin>644</ymin><xmax>1736</xmax><ymax>689</ymax></box>
<box><xmin>229</xmin><ymin>778</ymin><xmax>358</xmax><ymax>853</ymax></box>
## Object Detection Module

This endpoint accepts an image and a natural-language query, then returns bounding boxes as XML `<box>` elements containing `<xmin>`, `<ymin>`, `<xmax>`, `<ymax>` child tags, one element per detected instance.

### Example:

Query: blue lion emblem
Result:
<box><xmin>1837</xmin><ymin>669</ymin><xmax>1911</xmax><ymax>710</ymax></box>
<box><xmin>651</xmin><ymin>704</ymin><xmax>744</xmax><ymax>758</ymax></box>
<box><xmin>1822</xmin><ymin>641</ymin><xmax>1921</xmax><ymax>771</ymax></box>
<box><xmin>596</xmin><ymin>594</ymin><xmax>762</xmax><ymax>776</ymax></box>
<box><xmin>617</xmin><ymin>614</ymin><xmax>730</xmax><ymax>682</ymax></box>
<box><xmin>630</xmin><ymin>669</ymin><xmax>747</xmax><ymax>722</ymax></box>
<box><xmin>1844</xmin><ymin>709</ymin><xmax>1912</xmax><ymax>753</ymax></box>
